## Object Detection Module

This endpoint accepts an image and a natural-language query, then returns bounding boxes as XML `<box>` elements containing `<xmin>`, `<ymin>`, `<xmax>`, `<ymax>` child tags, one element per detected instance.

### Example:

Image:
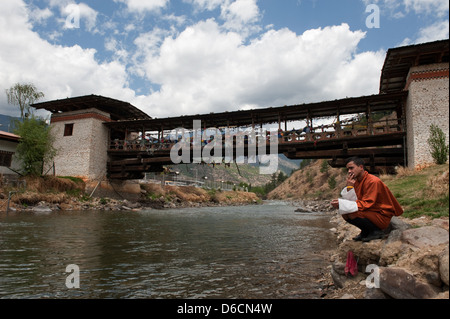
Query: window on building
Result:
<box><xmin>0</xmin><ymin>151</ymin><xmax>13</xmax><ymax>167</ymax></box>
<box><xmin>64</xmin><ymin>123</ymin><xmax>74</xmax><ymax>137</ymax></box>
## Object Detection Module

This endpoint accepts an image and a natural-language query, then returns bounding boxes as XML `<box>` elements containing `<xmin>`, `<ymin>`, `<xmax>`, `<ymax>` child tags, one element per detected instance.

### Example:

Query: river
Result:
<box><xmin>0</xmin><ymin>201</ymin><xmax>336</xmax><ymax>299</ymax></box>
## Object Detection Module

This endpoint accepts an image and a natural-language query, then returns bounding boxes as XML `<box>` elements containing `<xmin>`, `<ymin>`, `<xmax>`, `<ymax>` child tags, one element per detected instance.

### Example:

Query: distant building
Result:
<box><xmin>0</xmin><ymin>130</ymin><xmax>21</xmax><ymax>176</ymax></box>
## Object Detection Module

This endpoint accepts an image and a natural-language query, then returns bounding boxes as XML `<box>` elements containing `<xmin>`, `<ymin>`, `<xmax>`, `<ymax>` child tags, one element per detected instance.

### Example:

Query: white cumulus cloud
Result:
<box><xmin>0</xmin><ymin>0</ymin><xmax>134</xmax><ymax>116</ymax></box>
<box><xmin>403</xmin><ymin>0</ymin><xmax>449</xmax><ymax>17</ymax></box>
<box><xmin>1</xmin><ymin>0</ymin><xmax>387</xmax><ymax>121</ymax></box>
<box><xmin>132</xmin><ymin>20</ymin><xmax>384</xmax><ymax>118</ymax></box>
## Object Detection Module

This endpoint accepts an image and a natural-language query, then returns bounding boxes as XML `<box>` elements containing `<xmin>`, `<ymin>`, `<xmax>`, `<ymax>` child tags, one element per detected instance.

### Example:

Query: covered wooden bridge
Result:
<box><xmin>104</xmin><ymin>91</ymin><xmax>407</xmax><ymax>179</ymax></box>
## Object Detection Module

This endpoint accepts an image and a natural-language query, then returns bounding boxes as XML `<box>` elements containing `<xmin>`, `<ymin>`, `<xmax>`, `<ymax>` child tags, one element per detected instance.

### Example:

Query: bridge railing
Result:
<box><xmin>279</xmin><ymin>117</ymin><xmax>405</xmax><ymax>144</ymax></box>
<box><xmin>110</xmin><ymin>139</ymin><xmax>174</xmax><ymax>152</ymax></box>
<box><xmin>109</xmin><ymin>117</ymin><xmax>405</xmax><ymax>152</ymax></box>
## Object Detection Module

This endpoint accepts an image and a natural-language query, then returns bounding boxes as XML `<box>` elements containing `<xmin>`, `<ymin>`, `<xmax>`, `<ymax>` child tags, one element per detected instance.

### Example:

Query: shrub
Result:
<box><xmin>13</xmin><ymin>117</ymin><xmax>57</xmax><ymax>176</ymax></box>
<box><xmin>320</xmin><ymin>160</ymin><xmax>329</xmax><ymax>174</ymax></box>
<box><xmin>328</xmin><ymin>176</ymin><xmax>337</xmax><ymax>189</ymax></box>
<box><xmin>428</xmin><ymin>124</ymin><xmax>449</xmax><ymax>165</ymax></box>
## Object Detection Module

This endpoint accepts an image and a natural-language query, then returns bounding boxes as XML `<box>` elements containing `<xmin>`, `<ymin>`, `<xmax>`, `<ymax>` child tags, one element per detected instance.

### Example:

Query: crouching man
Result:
<box><xmin>331</xmin><ymin>157</ymin><xmax>403</xmax><ymax>242</ymax></box>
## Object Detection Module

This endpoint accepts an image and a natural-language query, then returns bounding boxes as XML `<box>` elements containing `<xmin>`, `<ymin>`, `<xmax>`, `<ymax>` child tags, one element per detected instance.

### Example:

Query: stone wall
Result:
<box><xmin>405</xmin><ymin>63</ymin><xmax>449</xmax><ymax>169</ymax></box>
<box><xmin>47</xmin><ymin>108</ymin><xmax>110</xmax><ymax>181</ymax></box>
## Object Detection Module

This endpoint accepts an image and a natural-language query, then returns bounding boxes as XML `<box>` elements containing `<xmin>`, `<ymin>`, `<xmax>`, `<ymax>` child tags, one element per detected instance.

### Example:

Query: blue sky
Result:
<box><xmin>0</xmin><ymin>0</ymin><xmax>448</xmax><ymax>118</ymax></box>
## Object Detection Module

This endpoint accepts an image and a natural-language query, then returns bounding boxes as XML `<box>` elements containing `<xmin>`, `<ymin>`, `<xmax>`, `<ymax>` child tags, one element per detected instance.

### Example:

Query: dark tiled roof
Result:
<box><xmin>32</xmin><ymin>94</ymin><xmax>151</xmax><ymax>121</ymax></box>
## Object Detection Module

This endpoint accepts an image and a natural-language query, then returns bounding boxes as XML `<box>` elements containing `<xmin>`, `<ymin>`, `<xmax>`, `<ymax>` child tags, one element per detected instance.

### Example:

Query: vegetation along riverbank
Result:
<box><xmin>0</xmin><ymin>175</ymin><xmax>261</xmax><ymax>213</ymax></box>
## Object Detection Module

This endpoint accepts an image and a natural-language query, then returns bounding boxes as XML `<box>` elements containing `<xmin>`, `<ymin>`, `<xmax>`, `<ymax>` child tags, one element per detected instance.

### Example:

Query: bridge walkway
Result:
<box><xmin>107</xmin><ymin>116</ymin><xmax>406</xmax><ymax>179</ymax></box>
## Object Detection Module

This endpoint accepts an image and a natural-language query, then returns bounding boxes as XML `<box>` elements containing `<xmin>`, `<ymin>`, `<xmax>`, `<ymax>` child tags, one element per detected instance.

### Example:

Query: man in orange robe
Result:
<box><xmin>331</xmin><ymin>157</ymin><xmax>403</xmax><ymax>242</ymax></box>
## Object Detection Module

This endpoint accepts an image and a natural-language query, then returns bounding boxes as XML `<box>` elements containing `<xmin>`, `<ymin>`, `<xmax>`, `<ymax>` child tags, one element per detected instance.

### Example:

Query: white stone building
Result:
<box><xmin>47</xmin><ymin>108</ymin><xmax>111</xmax><ymax>180</ymax></box>
<box><xmin>33</xmin><ymin>95</ymin><xmax>151</xmax><ymax>181</ymax></box>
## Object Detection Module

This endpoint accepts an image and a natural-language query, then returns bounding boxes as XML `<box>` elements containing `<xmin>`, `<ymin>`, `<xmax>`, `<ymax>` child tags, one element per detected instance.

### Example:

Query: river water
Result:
<box><xmin>0</xmin><ymin>201</ymin><xmax>336</xmax><ymax>299</ymax></box>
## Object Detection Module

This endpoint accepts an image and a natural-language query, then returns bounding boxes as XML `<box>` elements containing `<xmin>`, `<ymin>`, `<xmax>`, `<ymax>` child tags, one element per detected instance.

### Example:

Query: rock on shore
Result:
<box><xmin>326</xmin><ymin>213</ymin><xmax>449</xmax><ymax>299</ymax></box>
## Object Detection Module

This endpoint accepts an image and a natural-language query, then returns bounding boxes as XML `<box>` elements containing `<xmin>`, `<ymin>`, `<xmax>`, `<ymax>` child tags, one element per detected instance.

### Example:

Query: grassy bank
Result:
<box><xmin>381</xmin><ymin>164</ymin><xmax>449</xmax><ymax>219</ymax></box>
<box><xmin>0</xmin><ymin>176</ymin><xmax>84</xmax><ymax>209</ymax></box>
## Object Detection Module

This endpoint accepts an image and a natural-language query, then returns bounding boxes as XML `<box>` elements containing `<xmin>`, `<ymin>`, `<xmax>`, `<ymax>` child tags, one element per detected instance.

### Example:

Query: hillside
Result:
<box><xmin>267</xmin><ymin>159</ymin><xmax>346</xmax><ymax>200</ymax></box>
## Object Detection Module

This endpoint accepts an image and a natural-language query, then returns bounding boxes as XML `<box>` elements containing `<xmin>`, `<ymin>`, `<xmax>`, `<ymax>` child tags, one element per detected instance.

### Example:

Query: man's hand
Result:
<box><xmin>331</xmin><ymin>199</ymin><xmax>339</xmax><ymax>209</ymax></box>
<box><xmin>347</xmin><ymin>172</ymin><xmax>356</xmax><ymax>187</ymax></box>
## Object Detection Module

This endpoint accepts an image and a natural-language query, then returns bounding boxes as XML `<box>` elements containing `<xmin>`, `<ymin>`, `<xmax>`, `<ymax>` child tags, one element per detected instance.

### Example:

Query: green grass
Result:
<box><xmin>383</xmin><ymin>164</ymin><xmax>449</xmax><ymax>219</ymax></box>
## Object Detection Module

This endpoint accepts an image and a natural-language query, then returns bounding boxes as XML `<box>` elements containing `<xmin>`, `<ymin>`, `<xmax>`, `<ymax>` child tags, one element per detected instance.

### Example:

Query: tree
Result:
<box><xmin>5</xmin><ymin>83</ymin><xmax>44</xmax><ymax>119</ymax></box>
<box><xmin>320</xmin><ymin>159</ymin><xmax>329</xmax><ymax>174</ymax></box>
<box><xmin>299</xmin><ymin>158</ymin><xmax>313</xmax><ymax>170</ymax></box>
<box><xmin>328</xmin><ymin>175</ymin><xmax>337</xmax><ymax>190</ymax></box>
<box><xmin>5</xmin><ymin>83</ymin><xmax>55</xmax><ymax>176</ymax></box>
<box><xmin>428</xmin><ymin>124</ymin><xmax>449</xmax><ymax>165</ymax></box>
<box><xmin>13</xmin><ymin>117</ymin><xmax>57</xmax><ymax>176</ymax></box>
<box><xmin>277</xmin><ymin>171</ymin><xmax>287</xmax><ymax>184</ymax></box>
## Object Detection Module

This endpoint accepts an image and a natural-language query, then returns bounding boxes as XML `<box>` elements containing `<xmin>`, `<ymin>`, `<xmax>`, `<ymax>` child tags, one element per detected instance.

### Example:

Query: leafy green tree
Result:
<box><xmin>5</xmin><ymin>83</ymin><xmax>44</xmax><ymax>119</ymax></box>
<box><xmin>13</xmin><ymin>117</ymin><xmax>57</xmax><ymax>176</ymax></box>
<box><xmin>5</xmin><ymin>83</ymin><xmax>55</xmax><ymax>176</ymax></box>
<box><xmin>428</xmin><ymin>124</ymin><xmax>449</xmax><ymax>165</ymax></box>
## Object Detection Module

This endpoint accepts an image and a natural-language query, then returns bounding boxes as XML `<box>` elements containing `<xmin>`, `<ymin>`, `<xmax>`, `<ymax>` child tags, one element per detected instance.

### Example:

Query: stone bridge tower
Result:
<box><xmin>33</xmin><ymin>95</ymin><xmax>151</xmax><ymax>181</ymax></box>
<box><xmin>380</xmin><ymin>39</ymin><xmax>449</xmax><ymax>169</ymax></box>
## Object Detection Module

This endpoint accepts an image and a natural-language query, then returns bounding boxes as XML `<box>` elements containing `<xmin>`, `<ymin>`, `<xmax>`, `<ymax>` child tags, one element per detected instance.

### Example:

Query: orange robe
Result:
<box><xmin>347</xmin><ymin>171</ymin><xmax>403</xmax><ymax>230</ymax></box>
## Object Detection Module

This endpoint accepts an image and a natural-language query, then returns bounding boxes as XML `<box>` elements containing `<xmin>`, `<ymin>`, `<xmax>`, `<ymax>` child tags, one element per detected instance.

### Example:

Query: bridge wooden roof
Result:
<box><xmin>380</xmin><ymin>39</ymin><xmax>449</xmax><ymax>94</ymax></box>
<box><xmin>105</xmin><ymin>91</ymin><xmax>407</xmax><ymax>132</ymax></box>
<box><xmin>32</xmin><ymin>94</ymin><xmax>152</xmax><ymax>121</ymax></box>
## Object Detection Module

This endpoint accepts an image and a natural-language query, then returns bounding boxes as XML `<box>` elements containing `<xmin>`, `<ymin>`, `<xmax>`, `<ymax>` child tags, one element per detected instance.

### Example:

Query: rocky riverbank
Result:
<box><xmin>4</xmin><ymin>193</ymin><xmax>262</xmax><ymax>214</ymax></box>
<box><xmin>317</xmin><ymin>206</ymin><xmax>449</xmax><ymax>299</ymax></box>
<box><xmin>2</xmin><ymin>177</ymin><xmax>261</xmax><ymax>214</ymax></box>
